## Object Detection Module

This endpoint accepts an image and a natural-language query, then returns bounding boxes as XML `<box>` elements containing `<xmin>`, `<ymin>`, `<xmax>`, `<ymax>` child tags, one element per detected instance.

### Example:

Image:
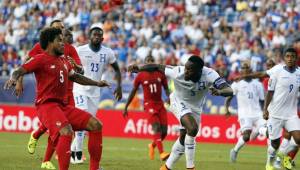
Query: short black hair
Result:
<box><xmin>50</xmin><ymin>19</ymin><xmax>62</xmax><ymax>27</ymax></box>
<box><xmin>89</xmin><ymin>27</ymin><xmax>103</xmax><ymax>36</ymax></box>
<box><xmin>188</xmin><ymin>55</ymin><xmax>204</xmax><ymax>69</ymax></box>
<box><xmin>40</xmin><ymin>27</ymin><xmax>62</xmax><ymax>50</ymax></box>
<box><xmin>284</xmin><ymin>47</ymin><xmax>297</xmax><ymax>55</ymax></box>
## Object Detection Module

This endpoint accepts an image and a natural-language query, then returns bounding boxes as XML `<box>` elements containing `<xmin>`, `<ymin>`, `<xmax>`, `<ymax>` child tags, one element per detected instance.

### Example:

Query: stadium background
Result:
<box><xmin>1</xmin><ymin>0</ymin><xmax>300</xmax><ymax>169</ymax></box>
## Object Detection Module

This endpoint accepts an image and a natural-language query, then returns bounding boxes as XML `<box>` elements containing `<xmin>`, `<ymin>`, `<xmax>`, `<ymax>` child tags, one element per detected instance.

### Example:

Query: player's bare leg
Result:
<box><xmin>230</xmin><ymin>130</ymin><xmax>251</xmax><ymax>163</ymax></box>
<box><xmin>85</xmin><ymin>117</ymin><xmax>103</xmax><ymax>170</ymax></box>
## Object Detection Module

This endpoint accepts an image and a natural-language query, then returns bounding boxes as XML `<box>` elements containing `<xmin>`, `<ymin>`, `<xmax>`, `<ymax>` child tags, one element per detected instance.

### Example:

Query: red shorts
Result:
<box><xmin>36</xmin><ymin>102</ymin><xmax>92</xmax><ymax>142</ymax></box>
<box><xmin>144</xmin><ymin>102</ymin><xmax>168</xmax><ymax>126</ymax></box>
<box><xmin>67</xmin><ymin>93</ymin><xmax>75</xmax><ymax>106</ymax></box>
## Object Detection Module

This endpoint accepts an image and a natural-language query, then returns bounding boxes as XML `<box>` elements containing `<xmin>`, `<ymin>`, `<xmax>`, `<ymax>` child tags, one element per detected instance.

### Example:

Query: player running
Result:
<box><xmin>128</xmin><ymin>55</ymin><xmax>233</xmax><ymax>170</ymax></box>
<box><xmin>225</xmin><ymin>61</ymin><xmax>266</xmax><ymax>163</ymax></box>
<box><xmin>4</xmin><ymin>27</ymin><xmax>107</xmax><ymax>170</ymax></box>
<box><xmin>264</xmin><ymin>47</ymin><xmax>300</xmax><ymax>170</ymax></box>
<box><xmin>70</xmin><ymin>25</ymin><xmax>122</xmax><ymax>164</ymax></box>
<box><xmin>123</xmin><ymin>55</ymin><xmax>170</xmax><ymax>161</ymax></box>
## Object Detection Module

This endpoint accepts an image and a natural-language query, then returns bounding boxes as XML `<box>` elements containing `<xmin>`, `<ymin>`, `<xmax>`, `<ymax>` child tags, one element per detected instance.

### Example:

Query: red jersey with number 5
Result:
<box><xmin>22</xmin><ymin>53</ymin><xmax>72</xmax><ymax>105</ymax></box>
<box><xmin>133</xmin><ymin>71</ymin><xmax>168</xmax><ymax>105</ymax></box>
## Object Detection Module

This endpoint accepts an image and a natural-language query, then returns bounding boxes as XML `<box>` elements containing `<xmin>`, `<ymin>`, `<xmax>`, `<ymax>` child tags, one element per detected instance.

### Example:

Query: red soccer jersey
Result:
<box><xmin>134</xmin><ymin>71</ymin><xmax>168</xmax><ymax>105</ymax></box>
<box><xmin>28</xmin><ymin>42</ymin><xmax>81</xmax><ymax>96</ymax></box>
<box><xmin>22</xmin><ymin>53</ymin><xmax>72</xmax><ymax>105</ymax></box>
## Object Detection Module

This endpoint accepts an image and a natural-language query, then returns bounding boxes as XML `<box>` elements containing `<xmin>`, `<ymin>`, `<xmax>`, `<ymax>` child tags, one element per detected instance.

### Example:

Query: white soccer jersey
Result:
<box><xmin>73</xmin><ymin>44</ymin><xmax>116</xmax><ymax>97</ymax></box>
<box><xmin>231</xmin><ymin>79</ymin><xmax>264</xmax><ymax>119</ymax></box>
<box><xmin>165</xmin><ymin>66</ymin><xmax>221</xmax><ymax>114</ymax></box>
<box><xmin>267</xmin><ymin>65</ymin><xmax>300</xmax><ymax>120</ymax></box>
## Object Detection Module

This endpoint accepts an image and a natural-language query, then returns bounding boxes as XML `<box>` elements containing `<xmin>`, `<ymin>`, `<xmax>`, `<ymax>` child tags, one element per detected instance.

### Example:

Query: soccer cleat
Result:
<box><xmin>160</xmin><ymin>152</ymin><xmax>170</xmax><ymax>161</ymax></box>
<box><xmin>160</xmin><ymin>164</ymin><xmax>171</xmax><ymax>170</ymax></box>
<box><xmin>291</xmin><ymin>160</ymin><xmax>296</xmax><ymax>167</ymax></box>
<box><xmin>41</xmin><ymin>161</ymin><xmax>56</xmax><ymax>169</ymax></box>
<box><xmin>230</xmin><ymin>149</ymin><xmax>238</xmax><ymax>163</ymax></box>
<box><xmin>265</xmin><ymin>164</ymin><xmax>275</xmax><ymax>170</ymax></box>
<box><xmin>148</xmin><ymin>143</ymin><xmax>155</xmax><ymax>160</ymax></box>
<box><xmin>278</xmin><ymin>152</ymin><xmax>292</xmax><ymax>170</ymax></box>
<box><xmin>27</xmin><ymin>131</ymin><xmax>38</xmax><ymax>154</ymax></box>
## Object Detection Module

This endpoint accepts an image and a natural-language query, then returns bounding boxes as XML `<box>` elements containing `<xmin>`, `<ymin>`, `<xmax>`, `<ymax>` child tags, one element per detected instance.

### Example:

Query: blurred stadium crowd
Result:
<box><xmin>1</xmin><ymin>0</ymin><xmax>300</xmax><ymax>83</ymax></box>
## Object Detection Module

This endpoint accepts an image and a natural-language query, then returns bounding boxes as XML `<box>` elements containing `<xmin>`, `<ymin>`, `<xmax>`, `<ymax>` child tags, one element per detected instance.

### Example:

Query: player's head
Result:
<box><xmin>89</xmin><ymin>26</ymin><xmax>104</xmax><ymax>46</ymax></box>
<box><xmin>266</xmin><ymin>59</ymin><xmax>275</xmax><ymax>70</ymax></box>
<box><xmin>283</xmin><ymin>47</ymin><xmax>297</xmax><ymax>68</ymax></box>
<box><xmin>50</xmin><ymin>19</ymin><xmax>65</xmax><ymax>30</ymax></box>
<box><xmin>184</xmin><ymin>55</ymin><xmax>204</xmax><ymax>82</ymax></box>
<box><xmin>144</xmin><ymin>55</ymin><xmax>155</xmax><ymax>64</ymax></box>
<box><xmin>40</xmin><ymin>27</ymin><xmax>64</xmax><ymax>56</ymax></box>
<box><xmin>63</xmin><ymin>28</ymin><xmax>73</xmax><ymax>44</ymax></box>
<box><xmin>240</xmin><ymin>61</ymin><xmax>251</xmax><ymax>75</ymax></box>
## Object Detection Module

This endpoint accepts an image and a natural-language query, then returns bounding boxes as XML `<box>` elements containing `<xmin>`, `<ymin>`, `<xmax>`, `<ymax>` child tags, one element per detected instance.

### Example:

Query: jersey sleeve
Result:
<box><xmin>268</xmin><ymin>72</ymin><xmax>277</xmax><ymax>91</ymax></box>
<box><xmin>108</xmin><ymin>48</ymin><xmax>117</xmax><ymax>64</ymax></box>
<box><xmin>231</xmin><ymin>82</ymin><xmax>238</xmax><ymax>95</ymax></box>
<box><xmin>266</xmin><ymin>64</ymin><xmax>280</xmax><ymax>76</ymax></box>
<box><xmin>28</xmin><ymin>43</ymin><xmax>43</xmax><ymax>58</ymax></box>
<box><xmin>68</xmin><ymin>44</ymin><xmax>82</xmax><ymax>65</ymax></box>
<box><xmin>133</xmin><ymin>73</ymin><xmax>142</xmax><ymax>88</ymax></box>
<box><xmin>22</xmin><ymin>55</ymin><xmax>43</xmax><ymax>73</ymax></box>
<box><xmin>165</xmin><ymin>65</ymin><xmax>180</xmax><ymax>79</ymax></box>
<box><xmin>205</xmin><ymin>68</ymin><xmax>227</xmax><ymax>89</ymax></box>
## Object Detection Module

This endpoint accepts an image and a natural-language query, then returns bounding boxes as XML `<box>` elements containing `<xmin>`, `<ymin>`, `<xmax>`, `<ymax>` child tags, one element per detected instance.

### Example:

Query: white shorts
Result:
<box><xmin>267</xmin><ymin>117</ymin><xmax>300</xmax><ymax>140</ymax></box>
<box><xmin>169</xmin><ymin>94</ymin><xmax>200</xmax><ymax>130</ymax></box>
<box><xmin>73</xmin><ymin>93</ymin><xmax>99</xmax><ymax>116</ymax></box>
<box><xmin>239</xmin><ymin>117</ymin><xmax>266</xmax><ymax>133</ymax></box>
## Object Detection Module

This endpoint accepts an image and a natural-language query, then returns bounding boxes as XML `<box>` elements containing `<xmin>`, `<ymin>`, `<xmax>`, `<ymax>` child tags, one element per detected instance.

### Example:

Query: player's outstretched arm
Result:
<box><xmin>69</xmin><ymin>72</ymin><xmax>109</xmax><ymax>87</ymax></box>
<box><xmin>210</xmin><ymin>83</ymin><xmax>233</xmax><ymax>97</ymax></box>
<box><xmin>4</xmin><ymin>67</ymin><xmax>28</xmax><ymax>91</ymax></box>
<box><xmin>236</xmin><ymin>71</ymin><xmax>268</xmax><ymax>81</ymax></box>
<box><xmin>123</xmin><ymin>86</ymin><xmax>139</xmax><ymax>118</ymax></box>
<box><xmin>14</xmin><ymin>55</ymin><xmax>33</xmax><ymax>97</ymax></box>
<box><xmin>111</xmin><ymin>62</ymin><xmax>122</xmax><ymax>101</ymax></box>
<box><xmin>128</xmin><ymin>64</ymin><xmax>166</xmax><ymax>73</ymax></box>
<box><xmin>224</xmin><ymin>96</ymin><xmax>233</xmax><ymax>117</ymax></box>
<box><xmin>263</xmin><ymin>91</ymin><xmax>274</xmax><ymax>120</ymax></box>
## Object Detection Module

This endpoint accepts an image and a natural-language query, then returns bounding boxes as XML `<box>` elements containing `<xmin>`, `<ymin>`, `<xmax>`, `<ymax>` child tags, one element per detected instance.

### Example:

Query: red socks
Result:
<box><xmin>32</xmin><ymin>125</ymin><xmax>47</xmax><ymax>139</ymax></box>
<box><xmin>56</xmin><ymin>135</ymin><xmax>72</xmax><ymax>170</ymax></box>
<box><xmin>288</xmin><ymin>148</ymin><xmax>299</xmax><ymax>160</ymax></box>
<box><xmin>43</xmin><ymin>137</ymin><xmax>56</xmax><ymax>162</ymax></box>
<box><xmin>153</xmin><ymin>133</ymin><xmax>164</xmax><ymax>154</ymax></box>
<box><xmin>88</xmin><ymin>131</ymin><xmax>103</xmax><ymax>170</ymax></box>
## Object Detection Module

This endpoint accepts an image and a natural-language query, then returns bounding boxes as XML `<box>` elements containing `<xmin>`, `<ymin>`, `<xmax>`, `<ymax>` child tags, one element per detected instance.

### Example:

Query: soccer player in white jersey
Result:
<box><xmin>225</xmin><ymin>61</ymin><xmax>266</xmax><ymax>163</ymax></box>
<box><xmin>264</xmin><ymin>47</ymin><xmax>300</xmax><ymax>170</ymax></box>
<box><xmin>71</xmin><ymin>25</ymin><xmax>123</xmax><ymax>163</ymax></box>
<box><xmin>128</xmin><ymin>56</ymin><xmax>233</xmax><ymax>170</ymax></box>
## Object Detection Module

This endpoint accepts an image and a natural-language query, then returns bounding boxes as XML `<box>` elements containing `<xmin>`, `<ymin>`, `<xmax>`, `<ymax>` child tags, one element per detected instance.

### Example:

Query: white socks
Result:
<box><xmin>278</xmin><ymin>138</ymin><xmax>290</xmax><ymax>154</ymax></box>
<box><xmin>234</xmin><ymin>136</ymin><xmax>246</xmax><ymax>152</ymax></box>
<box><xmin>166</xmin><ymin>139</ymin><xmax>185</xmax><ymax>169</ymax></box>
<box><xmin>71</xmin><ymin>131</ymin><xmax>85</xmax><ymax>152</ymax></box>
<box><xmin>185</xmin><ymin>135</ymin><xmax>196</xmax><ymax>169</ymax></box>
<box><xmin>267</xmin><ymin>141</ymin><xmax>276</xmax><ymax>165</ymax></box>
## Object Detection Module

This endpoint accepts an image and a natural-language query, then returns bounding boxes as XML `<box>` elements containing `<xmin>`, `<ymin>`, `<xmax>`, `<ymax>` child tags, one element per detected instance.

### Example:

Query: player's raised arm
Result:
<box><xmin>210</xmin><ymin>77</ymin><xmax>233</xmax><ymax>97</ymax></box>
<box><xmin>68</xmin><ymin>71</ymin><xmax>109</xmax><ymax>87</ymax></box>
<box><xmin>4</xmin><ymin>67</ymin><xmax>28</xmax><ymax>90</ymax></box>
<box><xmin>111</xmin><ymin>61</ymin><xmax>122</xmax><ymax>101</ymax></box>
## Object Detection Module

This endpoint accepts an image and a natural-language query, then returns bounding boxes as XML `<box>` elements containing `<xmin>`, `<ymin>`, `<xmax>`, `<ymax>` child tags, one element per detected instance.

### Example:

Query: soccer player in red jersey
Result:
<box><xmin>15</xmin><ymin>20</ymin><xmax>84</xmax><ymax>169</ymax></box>
<box><xmin>5</xmin><ymin>27</ymin><xmax>106</xmax><ymax>170</ymax></box>
<box><xmin>123</xmin><ymin>55</ymin><xmax>171</xmax><ymax>161</ymax></box>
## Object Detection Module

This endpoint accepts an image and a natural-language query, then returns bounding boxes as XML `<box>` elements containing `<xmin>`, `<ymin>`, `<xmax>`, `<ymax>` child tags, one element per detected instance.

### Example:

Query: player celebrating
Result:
<box><xmin>128</xmin><ymin>56</ymin><xmax>233</xmax><ymax>170</ymax></box>
<box><xmin>4</xmin><ymin>27</ymin><xmax>107</xmax><ymax>170</ymax></box>
<box><xmin>70</xmin><ymin>25</ymin><xmax>122</xmax><ymax>163</ymax></box>
<box><xmin>264</xmin><ymin>47</ymin><xmax>300</xmax><ymax>170</ymax></box>
<box><xmin>123</xmin><ymin>55</ymin><xmax>170</xmax><ymax>161</ymax></box>
<box><xmin>225</xmin><ymin>61</ymin><xmax>266</xmax><ymax>163</ymax></box>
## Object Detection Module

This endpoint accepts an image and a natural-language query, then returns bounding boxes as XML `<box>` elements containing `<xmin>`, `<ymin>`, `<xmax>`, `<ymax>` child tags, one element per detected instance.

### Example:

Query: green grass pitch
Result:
<box><xmin>0</xmin><ymin>132</ymin><xmax>296</xmax><ymax>170</ymax></box>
